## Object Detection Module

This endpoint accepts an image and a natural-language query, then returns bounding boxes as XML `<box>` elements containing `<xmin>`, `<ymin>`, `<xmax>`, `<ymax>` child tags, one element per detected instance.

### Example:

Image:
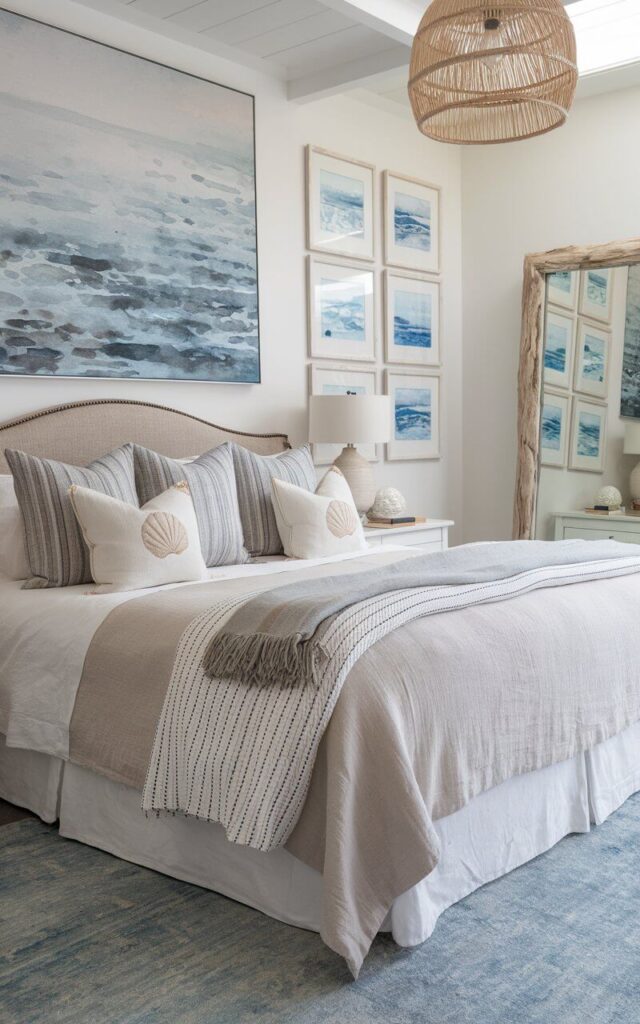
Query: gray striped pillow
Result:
<box><xmin>231</xmin><ymin>443</ymin><xmax>316</xmax><ymax>556</ymax></box>
<box><xmin>133</xmin><ymin>443</ymin><xmax>247</xmax><ymax>567</ymax></box>
<box><xmin>5</xmin><ymin>445</ymin><xmax>137</xmax><ymax>589</ymax></box>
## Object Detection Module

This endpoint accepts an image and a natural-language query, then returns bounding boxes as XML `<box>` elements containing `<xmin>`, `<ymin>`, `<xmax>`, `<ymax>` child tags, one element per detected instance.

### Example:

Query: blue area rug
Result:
<box><xmin>1</xmin><ymin>795</ymin><xmax>640</xmax><ymax>1024</ymax></box>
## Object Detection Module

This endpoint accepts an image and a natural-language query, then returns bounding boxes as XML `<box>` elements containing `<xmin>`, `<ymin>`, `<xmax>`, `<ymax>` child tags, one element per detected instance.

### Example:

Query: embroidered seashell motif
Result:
<box><xmin>326</xmin><ymin>499</ymin><xmax>358</xmax><ymax>538</ymax></box>
<box><xmin>141</xmin><ymin>511</ymin><xmax>189</xmax><ymax>559</ymax></box>
<box><xmin>174</xmin><ymin>480</ymin><xmax>190</xmax><ymax>495</ymax></box>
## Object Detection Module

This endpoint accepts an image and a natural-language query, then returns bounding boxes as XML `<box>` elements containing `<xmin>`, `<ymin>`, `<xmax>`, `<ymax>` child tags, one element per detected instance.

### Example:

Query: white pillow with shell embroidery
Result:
<box><xmin>271</xmin><ymin>466</ymin><xmax>366</xmax><ymax>559</ymax></box>
<box><xmin>69</xmin><ymin>481</ymin><xmax>207</xmax><ymax>592</ymax></box>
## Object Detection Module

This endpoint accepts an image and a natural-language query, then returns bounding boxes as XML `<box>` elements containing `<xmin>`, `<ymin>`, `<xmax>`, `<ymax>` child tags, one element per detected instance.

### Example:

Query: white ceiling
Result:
<box><xmin>67</xmin><ymin>0</ymin><xmax>640</xmax><ymax>111</ymax></box>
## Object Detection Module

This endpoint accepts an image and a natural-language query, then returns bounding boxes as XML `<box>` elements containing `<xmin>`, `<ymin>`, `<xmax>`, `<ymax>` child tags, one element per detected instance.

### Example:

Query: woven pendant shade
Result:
<box><xmin>409</xmin><ymin>0</ymin><xmax>578</xmax><ymax>145</ymax></box>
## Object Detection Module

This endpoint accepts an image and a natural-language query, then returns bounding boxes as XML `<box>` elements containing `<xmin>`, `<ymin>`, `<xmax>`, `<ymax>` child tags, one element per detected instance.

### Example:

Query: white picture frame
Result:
<box><xmin>307</xmin><ymin>256</ymin><xmax>375</xmax><ymax>362</ymax></box>
<box><xmin>309</xmin><ymin>363</ymin><xmax>378</xmax><ymax>464</ymax></box>
<box><xmin>579</xmin><ymin>268</ymin><xmax>613</xmax><ymax>323</ymax></box>
<box><xmin>386</xmin><ymin>369</ymin><xmax>440</xmax><ymax>461</ymax></box>
<box><xmin>573</xmin><ymin>319</ymin><xmax>610</xmax><ymax>399</ymax></box>
<box><xmin>546</xmin><ymin>270</ymin><xmax>578</xmax><ymax>311</ymax></box>
<box><xmin>383</xmin><ymin>171</ymin><xmax>440</xmax><ymax>274</ymax></box>
<box><xmin>384</xmin><ymin>270</ymin><xmax>440</xmax><ymax>367</ymax></box>
<box><xmin>540</xmin><ymin>389</ymin><xmax>570</xmax><ymax>468</ymax></box>
<box><xmin>569</xmin><ymin>397</ymin><xmax>607</xmax><ymax>473</ymax></box>
<box><xmin>306</xmin><ymin>146</ymin><xmax>375</xmax><ymax>262</ymax></box>
<box><xmin>543</xmin><ymin>307</ymin><xmax>575</xmax><ymax>390</ymax></box>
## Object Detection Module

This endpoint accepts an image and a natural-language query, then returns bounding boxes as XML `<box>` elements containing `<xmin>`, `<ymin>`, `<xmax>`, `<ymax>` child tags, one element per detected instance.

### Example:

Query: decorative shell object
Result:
<box><xmin>141</xmin><ymin>511</ymin><xmax>189</xmax><ymax>559</ymax></box>
<box><xmin>326</xmin><ymin>499</ymin><xmax>358</xmax><ymax>538</ymax></box>
<box><xmin>368</xmin><ymin>487</ymin><xmax>407</xmax><ymax>520</ymax></box>
<box><xmin>596</xmin><ymin>486</ymin><xmax>622</xmax><ymax>510</ymax></box>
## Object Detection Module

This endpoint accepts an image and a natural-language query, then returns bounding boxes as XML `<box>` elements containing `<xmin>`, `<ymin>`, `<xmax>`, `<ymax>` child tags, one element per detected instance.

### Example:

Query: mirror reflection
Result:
<box><xmin>536</xmin><ymin>264</ymin><xmax>640</xmax><ymax>541</ymax></box>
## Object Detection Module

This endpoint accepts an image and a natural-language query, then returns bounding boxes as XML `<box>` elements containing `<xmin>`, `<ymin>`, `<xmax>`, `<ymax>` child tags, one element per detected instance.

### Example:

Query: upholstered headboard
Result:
<box><xmin>0</xmin><ymin>399</ymin><xmax>291</xmax><ymax>473</ymax></box>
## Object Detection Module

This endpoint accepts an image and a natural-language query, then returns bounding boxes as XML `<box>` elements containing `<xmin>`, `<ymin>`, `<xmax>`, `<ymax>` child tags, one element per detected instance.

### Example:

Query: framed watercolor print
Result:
<box><xmin>540</xmin><ymin>390</ymin><xmax>570</xmax><ymax>468</ymax></box>
<box><xmin>543</xmin><ymin>308</ymin><xmax>575</xmax><ymax>389</ymax></box>
<box><xmin>307</xmin><ymin>257</ymin><xmax>375</xmax><ymax>362</ymax></box>
<box><xmin>579</xmin><ymin>268</ymin><xmax>613</xmax><ymax>323</ymax></box>
<box><xmin>306</xmin><ymin>146</ymin><xmax>375</xmax><ymax>262</ymax></box>
<box><xmin>569</xmin><ymin>397</ymin><xmax>607</xmax><ymax>473</ymax></box>
<box><xmin>383</xmin><ymin>171</ymin><xmax>440</xmax><ymax>274</ymax></box>
<box><xmin>573</xmin><ymin>319</ymin><xmax>610</xmax><ymax>399</ymax></box>
<box><xmin>547</xmin><ymin>270</ymin><xmax>578</xmax><ymax>310</ymax></box>
<box><xmin>310</xmin><ymin>364</ymin><xmax>378</xmax><ymax>464</ymax></box>
<box><xmin>0</xmin><ymin>9</ymin><xmax>260</xmax><ymax>383</ymax></box>
<box><xmin>386</xmin><ymin>370</ymin><xmax>440</xmax><ymax>461</ymax></box>
<box><xmin>384</xmin><ymin>271</ymin><xmax>440</xmax><ymax>367</ymax></box>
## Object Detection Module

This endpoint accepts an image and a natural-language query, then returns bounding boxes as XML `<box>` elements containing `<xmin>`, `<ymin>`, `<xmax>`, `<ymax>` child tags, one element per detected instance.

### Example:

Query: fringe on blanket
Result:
<box><xmin>202</xmin><ymin>630</ymin><xmax>329</xmax><ymax>689</ymax></box>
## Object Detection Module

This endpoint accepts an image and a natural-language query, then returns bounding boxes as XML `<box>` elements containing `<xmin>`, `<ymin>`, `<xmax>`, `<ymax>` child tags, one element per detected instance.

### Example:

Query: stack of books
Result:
<box><xmin>628</xmin><ymin>501</ymin><xmax>640</xmax><ymax>517</ymax></box>
<box><xmin>365</xmin><ymin>516</ymin><xmax>425</xmax><ymax>529</ymax></box>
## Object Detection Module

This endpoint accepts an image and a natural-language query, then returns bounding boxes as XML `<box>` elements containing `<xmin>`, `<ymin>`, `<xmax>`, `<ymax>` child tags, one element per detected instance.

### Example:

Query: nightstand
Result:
<box><xmin>364</xmin><ymin>519</ymin><xmax>454</xmax><ymax>554</ymax></box>
<box><xmin>554</xmin><ymin>511</ymin><xmax>640</xmax><ymax>545</ymax></box>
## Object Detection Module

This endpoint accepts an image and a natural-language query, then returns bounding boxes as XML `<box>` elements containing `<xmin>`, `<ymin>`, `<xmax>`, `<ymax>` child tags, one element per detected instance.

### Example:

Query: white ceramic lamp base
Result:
<box><xmin>333</xmin><ymin>445</ymin><xmax>376</xmax><ymax>516</ymax></box>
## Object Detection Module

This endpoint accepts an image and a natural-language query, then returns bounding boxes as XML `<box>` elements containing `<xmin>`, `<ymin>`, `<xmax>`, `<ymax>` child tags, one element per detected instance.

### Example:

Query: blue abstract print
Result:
<box><xmin>395</xmin><ymin>386</ymin><xmax>431</xmax><ymax>440</ymax></box>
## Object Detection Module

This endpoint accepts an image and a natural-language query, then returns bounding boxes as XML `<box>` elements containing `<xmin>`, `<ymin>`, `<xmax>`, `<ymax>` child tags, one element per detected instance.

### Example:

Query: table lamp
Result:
<box><xmin>308</xmin><ymin>394</ymin><xmax>390</xmax><ymax>515</ymax></box>
<box><xmin>623</xmin><ymin>422</ymin><xmax>640</xmax><ymax>502</ymax></box>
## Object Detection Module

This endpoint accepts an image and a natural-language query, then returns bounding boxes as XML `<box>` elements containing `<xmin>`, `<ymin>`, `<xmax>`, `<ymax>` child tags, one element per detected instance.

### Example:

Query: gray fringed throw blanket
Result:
<box><xmin>203</xmin><ymin>539</ymin><xmax>637</xmax><ymax>689</ymax></box>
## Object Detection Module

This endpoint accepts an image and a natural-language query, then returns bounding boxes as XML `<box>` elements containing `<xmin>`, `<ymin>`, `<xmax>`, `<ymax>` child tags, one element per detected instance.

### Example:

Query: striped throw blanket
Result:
<box><xmin>142</xmin><ymin>540</ymin><xmax>640</xmax><ymax>852</ymax></box>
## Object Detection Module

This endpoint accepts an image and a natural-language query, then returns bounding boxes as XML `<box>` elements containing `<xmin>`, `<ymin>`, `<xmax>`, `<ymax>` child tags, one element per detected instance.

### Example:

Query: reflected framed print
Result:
<box><xmin>310</xmin><ymin>363</ymin><xmax>378</xmax><ymax>464</ymax></box>
<box><xmin>383</xmin><ymin>171</ymin><xmax>440</xmax><ymax>274</ymax></box>
<box><xmin>543</xmin><ymin>307</ymin><xmax>575</xmax><ymax>390</ymax></box>
<box><xmin>540</xmin><ymin>389</ymin><xmax>570</xmax><ymax>468</ymax></box>
<box><xmin>546</xmin><ymin>270</ymin><xmax>578</xmax><ymax>311</ymax></box>
<box><xmin>386</xmin><ymin>369</ymin><xmax>440</xmax><ymax>461</ymax></box>
<box><xmin>569</xmin><ymin>397</ymin><xmax>607</xmax><ymax>473</ymax></box>
<box><xmin>384</xmin><ymin>270</ymin><xmax>440</xmax><ymax>366</ymax></box>
<box><xmin>573</xmin><ymin>319</ymin><xmax>610</xmax><ymax>399</ymax></box>
<box><xmin>579</xmin><ymin>268</ymin><xmax>613</xmax><ymax>323</ymax></box>
<box><xmin>307</xmin><ymin>256</ymin><xmax>375</xmax><ymax>362</ymax></box>
<box><xmin>306</xmin><ymin>146</ymin><xmax>375</xmax><ymax>262</ymax></box>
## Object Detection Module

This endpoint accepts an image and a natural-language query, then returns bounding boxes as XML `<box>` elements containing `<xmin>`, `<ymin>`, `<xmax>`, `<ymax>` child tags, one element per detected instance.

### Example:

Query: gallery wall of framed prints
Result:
<box><xmin>305</xmin><ymin>144</ymin><xmax>442</xmax><ymax>466</ymax></box>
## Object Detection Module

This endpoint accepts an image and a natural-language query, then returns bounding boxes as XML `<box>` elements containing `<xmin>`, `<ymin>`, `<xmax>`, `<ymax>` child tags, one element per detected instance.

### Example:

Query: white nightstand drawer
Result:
<box><xmin>563</xmin><ymin>526</ymin><xmax>640</xmax><ymax>544</ymax></box>
<box><xmin>364</xmin><ymin>519</ymin><xmax>453</xmax><ymax>553</ymax></box>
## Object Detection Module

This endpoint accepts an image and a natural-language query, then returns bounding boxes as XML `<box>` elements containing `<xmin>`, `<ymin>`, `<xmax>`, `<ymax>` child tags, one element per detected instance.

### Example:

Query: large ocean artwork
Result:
<box><xmin>621</xmin><ymin>265</ymin><xmax>640</xmax><ymax>417</ymax></box>
<box><xmin>0</xmin><ymin>11</ymin><xmax>259</xmax><ymax>382</ymax></box>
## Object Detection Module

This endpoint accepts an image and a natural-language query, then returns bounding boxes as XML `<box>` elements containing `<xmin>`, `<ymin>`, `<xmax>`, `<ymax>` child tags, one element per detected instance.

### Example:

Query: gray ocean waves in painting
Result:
<box><xmin>0</xmin><ymin>91</ymin><xmax>259</xmax><ymax>382</ymax></box>
<box><xmin>622</xmin><ymin>264</ymin><xmax>640</xmax><ymax>417</ymax></box>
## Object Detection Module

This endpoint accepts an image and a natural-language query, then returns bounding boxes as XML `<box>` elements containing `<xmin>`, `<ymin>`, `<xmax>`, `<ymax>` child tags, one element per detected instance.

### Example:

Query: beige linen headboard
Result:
<box><xmin>0</xmin><ymin>399</ymin><xmax>291</xmax><ymax>473</ymax></box>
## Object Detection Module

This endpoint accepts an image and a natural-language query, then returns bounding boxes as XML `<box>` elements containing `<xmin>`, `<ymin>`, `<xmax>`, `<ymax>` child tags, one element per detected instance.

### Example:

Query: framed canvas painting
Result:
<box><xmin>543</xmin><ymin>308</ymin><xmax>575</xmax><ymax>390</ymax></box>
<box><xmin>307</xmin><ymin>257</ymin><xmax>375</xmax><ymax>362</ymax></box>
<box><xmin>621</xmin><ymin>264</ymin><xmax>640</xmax><ymax>418</ymax></box>
<box><xmin>383</xmin><ymin>171</ymin><xmax>440</xmax><ymax>274</ymax></box>
<box><xmin>306</xmin><ymin>146</ymin><xmax>375</xmax><ymax>262</ymax></box>
<box><xmin>547</xmin><ymin>270</ymin><xmax>578</xmax><ymax>310</ymax></box>
<box><xmin>579</xmin><ymin>268</ymin><xmax>613</xmax><ymax>323</ymax></box>
<box><xmin>309</xmin><ymin>363</ymin><xmax>378</xmax><ymax>464</ymax></box>
<box><xmin>384</xmin><ymin>271</ymin><xmax>440</xmax><ymax>367</ymax></box>
<box><xmin>540</xmin><ymin>390</ymin><xmax>570</xmax><ymax>468</ymax></box>
<box><xmin>386</xmin><ymin>370</ymin><xmax>440</xmax><ymax>461</ymax></box>
<box><xmin>0</xmin><ymin>10</ymin><xmax>260</xmax><ymax>383</ymax></box>
<box><xmin>569</xmin><ymin>397</ymin><xmax>607</xmax><ymax>473</ymax></box>
<box><xmin>573</xmin><ymin>319</ymin><xmax>610</xmax><ymax>399</ymax></box>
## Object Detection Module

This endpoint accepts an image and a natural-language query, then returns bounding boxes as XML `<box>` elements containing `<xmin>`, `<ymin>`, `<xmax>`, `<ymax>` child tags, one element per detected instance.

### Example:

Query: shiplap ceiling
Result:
<box><xmin>69</xmin><ymin>0</ymin><xmax>632</xmax><ymax>110</ymax></box>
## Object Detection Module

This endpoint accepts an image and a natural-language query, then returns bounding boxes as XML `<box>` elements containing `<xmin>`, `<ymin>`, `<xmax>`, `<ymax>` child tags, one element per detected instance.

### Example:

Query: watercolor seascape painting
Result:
<box><xmin>394</xmin><ymin>288</ymin><xmax>431</xmax><ymax>348</ymax></box>
<box><xmin>544</xmin><ymin>320</ymin><xmax>569</xmax><ymax>373</ymax></box>
<box><xmin>394</xmin><ymin>191</ymin><xmax>431</xmax><ymax>252</ymax></box>
<box><xmin>586</xmin><ymin>270</ymin><xmax>608</xmax><ymax>308</ymax></box>
<box><xmin>394</xmin><ymin>386</ymin><xmax>431</xmax><ymax>440</ymax></box>
<box><xmin>319</xmin><ymin>169</ymin><xmax>364</xmax><ymax>240</ymax></box>
<box><xmin>622</xmin><ymin>264</ymin><xmax>640</xmax><ymax>417</ymax></box>
<box><xmin>580</xmin><ymin>332</ymin><xmax>606</xmax><ymax>382</ymax></box>
<box><xmin>548</xmin><ymin>271</ymin><xmax>572</xmax><ymax>295</ymax></box>
<box><xmin>319</xmin><ymin>277</ymin><xmax>366</xmax><ymax>341</ymax></box>
<box><xmin>576</xmin><ymin>411</ymin><xmax>602</xmax><ymax>458</ymax></box>
<box><xmin>0</xmin><ymin>10</ymin><xmax>260</xmax><ymax>383</ymax></box>
<box><xmin>541</xmin><ymin>402</ymin><xmax>562</xmax><ymax>451</ymax></box>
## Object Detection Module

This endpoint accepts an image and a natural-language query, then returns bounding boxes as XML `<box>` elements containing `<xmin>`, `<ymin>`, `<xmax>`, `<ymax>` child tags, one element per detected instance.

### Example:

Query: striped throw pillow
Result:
<box><xmin>231</xmin><ymin>443</ymin><xmax>316</xmax><ymax>556</ymax></box>
<box><xmin>5</xmin><ymin>445</ymin><xmax>137</xmax><ymax>589</ymax></box>
<box><xmin>133</xmin><ymin>442</ymin><xmax>247</xmax><ymax>567</ymax></box>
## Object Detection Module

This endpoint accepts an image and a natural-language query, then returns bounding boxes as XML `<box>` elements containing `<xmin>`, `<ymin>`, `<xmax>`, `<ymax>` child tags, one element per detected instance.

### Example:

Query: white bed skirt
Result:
<box><xmin>3</xmin><ymin>725</ymin><xmax>640</xmax><ymax>950</ymax></box>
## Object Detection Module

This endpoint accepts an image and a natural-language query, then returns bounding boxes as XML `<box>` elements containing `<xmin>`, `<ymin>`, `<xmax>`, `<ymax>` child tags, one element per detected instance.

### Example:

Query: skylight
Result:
<box><xmin>569</xmin><ymin>0</ymin><xmax>640</xmax><ymax>76</ymax></box>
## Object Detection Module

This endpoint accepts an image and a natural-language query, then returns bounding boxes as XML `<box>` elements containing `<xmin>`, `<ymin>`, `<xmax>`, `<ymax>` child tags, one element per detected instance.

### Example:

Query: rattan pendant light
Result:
<box><xmin>409</xmin><ymin>0</ymin><xmax>578</xmax><ymax>145</ymax></box>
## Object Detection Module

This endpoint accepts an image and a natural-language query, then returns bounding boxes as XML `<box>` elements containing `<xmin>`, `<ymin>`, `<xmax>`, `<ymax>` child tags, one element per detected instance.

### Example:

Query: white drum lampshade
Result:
<box><xmin>309</xmin><ymin>394</ymin><xmax>390</xmax><ymax>514</ymax></box>
<box><xmin>623</xmin><ymin>422</ymin><xmax>640</xmax><ymax>502</ymax></box>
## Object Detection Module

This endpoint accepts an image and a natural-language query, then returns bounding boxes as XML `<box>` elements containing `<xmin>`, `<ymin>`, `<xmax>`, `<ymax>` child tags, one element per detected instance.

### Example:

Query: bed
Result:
<box><xmin>2</xmin><ymin>399</ymin><xmax>640</xmax><ymax>979</ymax></box>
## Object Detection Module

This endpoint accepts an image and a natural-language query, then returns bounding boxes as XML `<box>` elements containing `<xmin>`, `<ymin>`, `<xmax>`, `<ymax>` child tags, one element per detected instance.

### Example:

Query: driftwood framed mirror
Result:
<box><xmin>513</xmin><ymin>238</ymin><xmax>640</xmax><ymax>540</ymax></box>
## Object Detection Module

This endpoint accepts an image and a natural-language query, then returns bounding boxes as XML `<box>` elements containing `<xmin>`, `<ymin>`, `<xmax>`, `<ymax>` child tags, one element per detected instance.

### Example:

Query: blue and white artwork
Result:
<box><xmin>0</xmin><ymin>10</ymin><xmax>259</xmax><ymax>382</ymax></box>
<box><xmin>570</xmin><ymin>398</ymin><xmax>606</xmax><ymax>472</ymax></box>
<box><xmin>541</xmin><ymin>403</ymin><xmax>562</xmax><ymax>451</ymax></box>
<box><xmin>580</xmin><ymin>335</ymin><xmax>606</xmax><ymax>381</ymax></box>
<box><xmin>319</xmin><ymin>277</ymin><xmax>366</xmax><ymax>342</ymax></box>
<box><xmin>394</xmin><ymin>289</ymin><xmax>431</xmax><ymax>349</ymax></box>
<box><xmin>576</xmin><ymin>411</ymin><xmax>601</xmax><ymax>457</ymax></box>
<box><xmin>580</xmin><ymin>268</ymin><xmax>612</xmax><ymax>322</ymax></box>
<box><xmin>394</xmin><ymin>192</ymin><xmax>431</xmax><ymax>253</ymax></box>
<box><xmin>319</xmin><ymin>170</ymin><xmax>364</xmax><ymax>240</ymax></box>
<box><xmin>544</xmin><ymin>323</ymin><xmax>569</xmax><ymax>373</ymax></box>
<box><xmin>586</xmin><ymin>271</ymin><xmax>608</xmax><ymax>308</ymax></box>
<box><xmin>395</xmin><ymin>387</ymin><xmax>431</xmax><ymax>441</ymax></box>
<box><xmin>543</xmin><ymin>310</ymin><xmax>573</xmax><ymax>389</ymax></box>
<box><xmin>540</xmin><ymin>391</ymin><xmax>569</xmax><ymax>467</ymax></box>
<box><xmin>547</xmin><ymin>270</ymin><xmax>578</xmax><ymax>311</ymax></box>
<box><xmin>575</xmin><ymin>320</ymin><xmax>609</xmax><ymax>398</ymax></box>
<box><xmin>621</xmin><ymin>265</ymin><xmax>640</xmax><ymax>418</ymax></box>
<box><xmin>549</xmin><ymin>271</ymin><xmax>572</xmax><ymax>297</ymax></box>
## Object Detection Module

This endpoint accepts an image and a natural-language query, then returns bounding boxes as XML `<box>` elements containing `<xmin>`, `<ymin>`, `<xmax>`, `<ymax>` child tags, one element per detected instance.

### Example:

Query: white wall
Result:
<box><xmin>0</xmin><ymin>0</ymin><xmax>463</xmax><ymax>539</ymax></box>
<box><xmin>461</xmin><ymin>84</ymin><xmax>640</xmax><ymax>542</ymax></box>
